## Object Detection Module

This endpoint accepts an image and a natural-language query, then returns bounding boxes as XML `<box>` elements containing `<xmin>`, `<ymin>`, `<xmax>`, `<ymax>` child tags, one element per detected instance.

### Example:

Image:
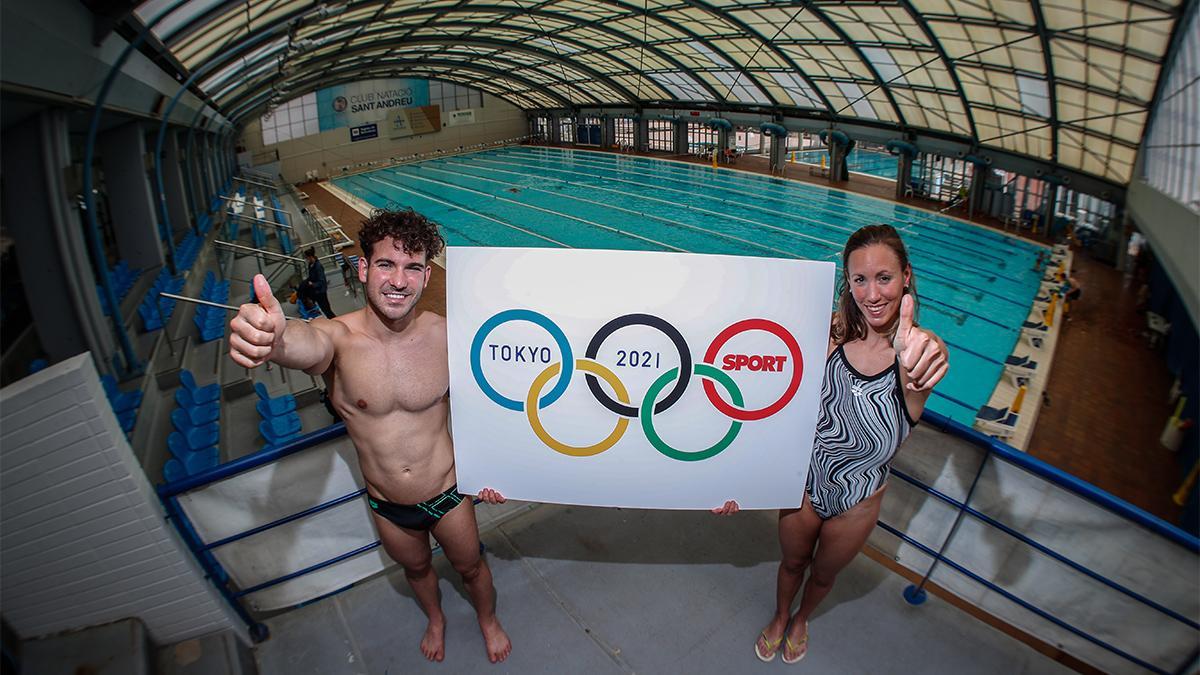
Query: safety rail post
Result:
<box><xmin>901</xmin><ymin>449</ymin><xmax>990</xmax><ymax>606</ymax></box>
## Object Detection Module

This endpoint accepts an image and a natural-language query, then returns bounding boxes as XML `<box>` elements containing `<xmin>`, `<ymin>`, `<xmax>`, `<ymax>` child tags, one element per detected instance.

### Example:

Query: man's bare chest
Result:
<box><xmin>333</xmin><ymin>335</ymin><xmax>449</xmax><ymax>414</ymax></box>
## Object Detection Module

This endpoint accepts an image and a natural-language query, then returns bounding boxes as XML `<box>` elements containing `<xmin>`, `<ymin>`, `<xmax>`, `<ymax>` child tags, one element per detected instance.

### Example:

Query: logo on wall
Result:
<box><xmin>470</xmin><ymin>311</ymin><xmax>803</xmax><ymax>461</ymax></box>
<box><xmin>332</xmin><ymin>96</ymin><xmax>349</xmax><ymax>113</ymax></box>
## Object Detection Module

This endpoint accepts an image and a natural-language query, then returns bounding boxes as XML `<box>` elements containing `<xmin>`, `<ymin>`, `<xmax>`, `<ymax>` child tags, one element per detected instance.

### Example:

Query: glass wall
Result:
<box><xmin>1141</xmin><ymin>11</ymin><xmax>1199</xmax><ymax>212</ymax></box>
<box><xmin>910</xmin><ymin>152</ymin><xmax>974</xmax><ymax>203</ymax></box>
<box><xmin>647</xmin><ymin>120</ymin><xmax>674</xmax><ymax>152</ymax></box>
<box><xmin>559</xmin><ymin>117</ymin><xmax>576</xmax><ymax>144</ymax></box>
<box><xmin>577</xmin><ymin>116</ymin><xmax>602</xmax><ymax>146</ymax></box>
<box><xmin>686</xmin><ymin>122</ymin><xmax>717</xmax><ymax>155</ymax></box>
<box><xmin>531</xmin><ymin>116</ymin><xmax>549</xmax><ymax>141</ymax></box>
<box><xmin>613</xmin><ymin>118</ymin><xmax>635</xmax><ymax>148</ymax></box>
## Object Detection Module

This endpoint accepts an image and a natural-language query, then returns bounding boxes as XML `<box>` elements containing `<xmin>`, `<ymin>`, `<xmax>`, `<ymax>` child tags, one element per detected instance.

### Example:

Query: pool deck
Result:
<box><xmin>298</xmin><ymin>143</ymin><xmax>1184</xmax><ymax>526</ymax></box>
<box><xmin>253</xmin><ymin>501</ymin><xmax>1080</xmax><ymax>675</ymax></box>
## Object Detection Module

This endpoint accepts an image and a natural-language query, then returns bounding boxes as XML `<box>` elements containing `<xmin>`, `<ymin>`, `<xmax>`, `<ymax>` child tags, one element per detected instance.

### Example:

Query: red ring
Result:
<box><xmin>702</xmin><ymin>319</ymin><xmax>803</xmax><ymax>421</ymax></box>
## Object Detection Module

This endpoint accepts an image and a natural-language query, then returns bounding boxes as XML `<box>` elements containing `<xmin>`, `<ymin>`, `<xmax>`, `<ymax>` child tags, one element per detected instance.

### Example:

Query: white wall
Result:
<box><xmin>240</xmin><ymin>92</ymin><xmax>527</xmax><ymax>183</ymax></box>
<box><xmin>0</xmin><ymin>354</ymin><xmax>247</xmax><ymax>645</ymax></box>
<box><xmin>1127</xmin><ymin>178</ymin><xmax>1200</xmax><ymax>327</ymax></box>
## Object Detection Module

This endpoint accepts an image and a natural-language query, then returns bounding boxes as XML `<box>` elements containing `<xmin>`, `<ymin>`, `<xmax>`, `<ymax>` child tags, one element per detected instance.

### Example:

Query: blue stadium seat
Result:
<box><xmin>180</xmin><ymin>370</ymin><xmax>221</xmax><ymax>403</ymax></box>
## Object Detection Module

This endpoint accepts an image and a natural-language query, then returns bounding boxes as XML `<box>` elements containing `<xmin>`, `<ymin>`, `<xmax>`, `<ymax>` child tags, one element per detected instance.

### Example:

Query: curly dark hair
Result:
<box><xmin>358</xmin><ymin>208</ymin><xmax>445</xmax><ymax>261</ymax></box>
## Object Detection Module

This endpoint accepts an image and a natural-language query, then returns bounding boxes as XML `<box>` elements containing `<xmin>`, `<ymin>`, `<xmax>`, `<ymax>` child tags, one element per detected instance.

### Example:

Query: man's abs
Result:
<box><xmin>345</xmin><ymin>405</ymin><xmax>457</xmax><ymax>504</ymax></box>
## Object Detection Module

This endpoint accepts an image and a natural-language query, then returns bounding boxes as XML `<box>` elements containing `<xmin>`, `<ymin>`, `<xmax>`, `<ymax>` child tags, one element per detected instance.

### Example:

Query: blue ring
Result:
<box><xmin>470</xmin><ymin>310</ymin><xmax>573</xmax><ymax>411</ymax></box>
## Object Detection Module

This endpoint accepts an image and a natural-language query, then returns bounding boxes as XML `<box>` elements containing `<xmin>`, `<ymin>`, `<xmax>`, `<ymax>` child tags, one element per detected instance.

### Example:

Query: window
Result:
<box><xmin>647</xmin><ymin>120</ymin><xmax>674</xmax><ymax>152</ymax></box>
<box><xmin>559</xmin><ymin>117</ymin><xmax>576</xmax><ymax>144</ymax></box>
<box><xmin>260</xmin><ymin>92</ymin><xmax>318</xmax><ymax>145</ymax></box>
<box><xmin>686</xmin><ymin>122</ymin><xmax>717</xmax><ymax>155</ymax></box>
<box><xmin>910</xmin><ymin>152</ymin><xmax>974</xmax><ymax>203</ymax></box>
<box><xmin>613</xmin><ymin>118</ymin><xmax>635</xmax><ymax>148</ymax></box>
<box><xmin>577</xmin><ymin>116</ymin><xmax>601</xmax><ymax>146</ymax></box>
<box><xmin>531</xmin><ymin>116</ymin><xmax>550</xmax><ymax>141</ymax></box>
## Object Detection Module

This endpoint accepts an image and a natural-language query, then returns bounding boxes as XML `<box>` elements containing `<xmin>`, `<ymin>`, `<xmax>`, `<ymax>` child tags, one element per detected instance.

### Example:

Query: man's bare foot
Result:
<box><xmin>420</xmin><ymin>617</ymin><xmax>446</xmax><ymax>662</ymax></box>
<box><xmin>479</xmin><ymin>617</ymin><xmax>511</xmax><ymax>663</ymax></box>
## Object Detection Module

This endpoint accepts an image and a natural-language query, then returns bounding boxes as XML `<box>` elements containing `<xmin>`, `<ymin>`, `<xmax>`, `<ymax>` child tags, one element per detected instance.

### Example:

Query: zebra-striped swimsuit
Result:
<box><xmin>806</xmin><ymin>344</ymin><xmax>916</xmax><ymax>519</ymax></box>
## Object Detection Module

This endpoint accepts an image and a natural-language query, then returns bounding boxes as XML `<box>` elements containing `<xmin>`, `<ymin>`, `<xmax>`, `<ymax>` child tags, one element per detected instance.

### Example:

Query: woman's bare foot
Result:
<box><xmin>479</xmin><ymin>617</ymin><xmax>511</xmax><ymax>663</ymax></box>
<box><xmin>782</xmin><ymin>619</ymin><xmax>809</xmax><ymax>664</ymax></box>
<box><xmin>420</xmin><ymin>617</ymin><xmax>446</xmax><ymax>662</ymax></box>
<box><xmin>755</xmin><ymin>615</ymin><xmax>788</xmax><ymax>662</ymax></box>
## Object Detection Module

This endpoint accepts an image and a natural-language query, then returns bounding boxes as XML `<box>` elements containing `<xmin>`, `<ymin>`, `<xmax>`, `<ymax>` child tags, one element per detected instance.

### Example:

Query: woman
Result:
<box><xmin>716</xmin><ymin>224</ymin><xmax>949</xmax><ymax>664</ymax></box>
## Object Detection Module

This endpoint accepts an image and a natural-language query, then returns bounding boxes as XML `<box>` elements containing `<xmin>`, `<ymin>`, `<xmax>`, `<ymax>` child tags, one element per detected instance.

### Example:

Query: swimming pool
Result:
<box><xmin>790</xmin><ymin>148</ymin><xmax>910</xmax><ymax>181</ymax></box>
<box><xmin>334</xmin><ymin>146</ymin><xmax>1044</xmax><ymax>427</ymax></box>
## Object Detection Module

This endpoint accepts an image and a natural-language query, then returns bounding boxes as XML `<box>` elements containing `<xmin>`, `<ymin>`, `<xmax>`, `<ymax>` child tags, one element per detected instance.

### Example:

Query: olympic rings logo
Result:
<box><xmin>469</xmin><ymin>310</ymin><xmax>803</xmax><ymax>462</ymax></box>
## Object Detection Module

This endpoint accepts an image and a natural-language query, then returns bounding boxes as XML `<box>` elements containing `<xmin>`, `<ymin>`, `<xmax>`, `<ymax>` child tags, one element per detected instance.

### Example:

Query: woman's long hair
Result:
<box><xmin>831</xmin><ymin>224</ymin><xmax>918</xmax><ymax>345</ymax></box>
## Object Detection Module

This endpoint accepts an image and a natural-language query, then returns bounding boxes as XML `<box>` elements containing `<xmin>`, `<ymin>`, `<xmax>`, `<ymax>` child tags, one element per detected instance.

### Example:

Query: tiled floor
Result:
<box><xmin>254</xmin><ymin>503</ymin><xmax>1078</xmax><ymax>675</ymax></box>
<box><xmin>299</xmin><ymin>145</ymin><xmax>1188</xmax><ymax>528</ymax></box>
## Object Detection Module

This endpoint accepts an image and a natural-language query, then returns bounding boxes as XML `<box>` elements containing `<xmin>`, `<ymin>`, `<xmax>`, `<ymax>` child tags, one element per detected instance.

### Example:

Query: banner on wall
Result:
<box><xmin>349</xmin><ymin>123</ymin><xmax>378</xmax><ymax>142</ymax></box>
<box><xmin>446</xmin><ymin>247</ymin><xmax>836</xmax><ymax>510</ymax></box>
<box><xmin>448</xmin><ymin>109</ymin><xmax>476</xmax><ymax>127</ymax></box>
<box><xmin>387</xmin><ymin>105</ymin><xmax>442</xmax><ymax>138</ymax></box>
<box><xmin>316</xmin><ymin>78</ymin><xmax>430</xmax><ymax>131</ymax></box>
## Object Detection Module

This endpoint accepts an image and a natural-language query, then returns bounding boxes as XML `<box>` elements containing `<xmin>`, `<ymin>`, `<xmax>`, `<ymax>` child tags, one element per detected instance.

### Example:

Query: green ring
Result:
<box><xmin>641</xmin><ymin>363</ymin><xmax>743</xmax><ymax>462</ymax></box>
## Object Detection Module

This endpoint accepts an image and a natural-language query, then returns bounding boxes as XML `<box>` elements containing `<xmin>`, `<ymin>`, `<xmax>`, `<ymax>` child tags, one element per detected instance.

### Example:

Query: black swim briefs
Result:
<box><xmin>367</xmin><ymin>484</ymin><xmax>465</xmax><ymax>531</ymax></box>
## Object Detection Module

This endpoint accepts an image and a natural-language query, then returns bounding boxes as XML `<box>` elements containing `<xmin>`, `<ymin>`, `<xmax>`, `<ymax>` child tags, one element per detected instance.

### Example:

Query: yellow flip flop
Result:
<box><xmin>782</xmin><ymin>625</ymin><xmax>808</xmax><ymax>665</ymax></box>
<box><xmin>755</xmin><ymin>631</ymin><xmax>783</xmax><ymax>663</ymax></box>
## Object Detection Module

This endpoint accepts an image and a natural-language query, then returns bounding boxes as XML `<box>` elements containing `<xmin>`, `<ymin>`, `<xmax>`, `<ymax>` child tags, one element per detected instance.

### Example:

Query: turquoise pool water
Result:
<box><xmin>334</xmin><ymin>146</ymin><xmax>1044</xmax><ymax>426</ymax></box>
<box><xmin>791</xmin><ymin>148</ymin><xmax>910</xmax><ymax>180</ymax></box>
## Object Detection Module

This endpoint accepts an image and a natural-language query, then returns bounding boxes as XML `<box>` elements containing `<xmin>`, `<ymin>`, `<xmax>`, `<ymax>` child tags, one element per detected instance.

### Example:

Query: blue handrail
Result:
<box><xmin>234</xmin><ymin>541</ymin><xmax>382</xmax><ymax>598</ymax></box>
<box><xmin>157</xmin><ymin>422</ymin><xmax>346</xmax><ymax>499</ymax></box>
<box><xmin>921</xmin><ymin>409</ymin><xmax>1199</xmax><ymax>552</ymax></box>
<box><xmin>157</xmin><ymin>406</ymin><xmax>1196</xmax><ymax>666</ymax></box>
<box><xmin>901</xmin><ymin>409</ymin><xmax>1199</xmax><ymax>673</ymax></box>
<box><xmin>204</xmin><ymin>488</ymin><xmax>366</xmax><ymax>550</ymax></box>
<box><xmin>889</xmin><ymin>467</ymin><xmax>1199</xmax><ymax>630</ymax></box>
<box><xmin>877</xmin><ymin>521</ymin><xmax>1170</xmax><ymax>675</ymax></box>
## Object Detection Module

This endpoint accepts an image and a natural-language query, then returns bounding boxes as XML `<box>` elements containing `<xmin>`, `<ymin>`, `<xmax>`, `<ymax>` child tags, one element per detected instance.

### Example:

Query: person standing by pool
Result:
<box><xmin>714</xmin><ymin>224</ymin><xmax>949</xmax><ymax>664</ymax></box>
<box><xmin>298</xmin><ymin>247</ymin><xmax>336</xmax><ymax>319</ymax></box>
<box><xmin>229</xmin><ymin>209</ymin><xmax>511</xmax><ymax>664</ymax></box>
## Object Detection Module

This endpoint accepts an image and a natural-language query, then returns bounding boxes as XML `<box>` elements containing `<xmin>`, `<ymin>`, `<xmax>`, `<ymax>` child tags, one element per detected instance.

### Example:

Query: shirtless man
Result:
<box><xmin>229</xmin><ymin>209</ymin><xmax>511</xmax><ymax>663</ymax></box>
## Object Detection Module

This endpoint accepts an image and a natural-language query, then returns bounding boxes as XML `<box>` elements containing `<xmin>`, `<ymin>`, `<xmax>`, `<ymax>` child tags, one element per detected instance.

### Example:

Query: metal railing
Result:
<box><xmin>885</xmin><ymin>410</ymin><xmax>1198</xmax><ymax>674</ymax></box>
<box><xmin>158</xmin><ymin>407</ymin><xmax>1199</xmax><ymax>669</ymax></box>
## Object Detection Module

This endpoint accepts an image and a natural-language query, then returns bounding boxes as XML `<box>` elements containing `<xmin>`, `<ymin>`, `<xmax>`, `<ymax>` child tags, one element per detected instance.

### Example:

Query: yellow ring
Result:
<box><xmin>526</xmin><ymin>359</ymin><xmax>629</xmax><ymax>457</ymax></box>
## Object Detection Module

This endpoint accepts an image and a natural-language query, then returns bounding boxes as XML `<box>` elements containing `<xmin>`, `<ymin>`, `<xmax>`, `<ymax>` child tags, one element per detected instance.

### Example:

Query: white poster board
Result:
<box><xmin>447</xmin><ymin>247</ymin><xmax>835</xmax><ymax>509</ymax></box>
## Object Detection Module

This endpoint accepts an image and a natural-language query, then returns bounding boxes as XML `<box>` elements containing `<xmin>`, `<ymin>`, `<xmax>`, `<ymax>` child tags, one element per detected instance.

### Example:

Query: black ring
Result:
<box><xmin>584</xmin><ymin>313</ymin><xmax>691</xmax><ymax>417</ymax></box>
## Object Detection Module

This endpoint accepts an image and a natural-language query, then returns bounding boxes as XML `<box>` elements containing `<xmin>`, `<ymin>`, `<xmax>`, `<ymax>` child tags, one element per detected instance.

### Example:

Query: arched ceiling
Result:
<box><xmin>130</xmin><ymin>0</ymin><xmax>1192</xmax><ymax>186</ymax></box>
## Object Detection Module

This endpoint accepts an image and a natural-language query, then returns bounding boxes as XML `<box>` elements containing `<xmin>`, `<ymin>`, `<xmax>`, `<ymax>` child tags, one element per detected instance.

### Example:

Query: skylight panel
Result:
<box><xmin>1016</xmin><ymin>75</ymin><xmax>1050</xmax><ymax>117</ymax></box>
<box><xmin>136</xmin><ymin>0</ymin><xmax>226</xmax><ymax>42</ymax></box>
<box><xmin>710</xmin><ymin>70</ymin><xmax>768</xmax><ymax>103</ymax></box>
<box><xmin>649</xmin><ymin>71</ymin><xmax>715</xmax><ymax>101</ymax></box>
<box><xmin>770</xmin><ymin>71</ymin><xmax>822</xmax><ymax>108</ymax></box>
<box><xmin>835</xmin><ymin>81</ymin><xmax>878</xmax><ymax>119</ymax></box>
<box><xmin>689</xmin><ymin>41</ymin><xmax>733</xmax><ymax>69</ymax></box>
<box><xmin>532</xmin><ymin>37</ymin><xmax>581</xmax><ymax>54</ymax></box>
<box><xmin>861</xmin><ymin>47</ymin><xmax>908</xmax><ymax>86</ymax></box>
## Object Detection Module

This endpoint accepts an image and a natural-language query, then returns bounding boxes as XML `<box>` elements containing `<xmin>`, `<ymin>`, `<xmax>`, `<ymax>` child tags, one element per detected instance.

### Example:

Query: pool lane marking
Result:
<box><xmin>517</xmin><ymin>146</ymin><xmax>1031</xmax><ymax>256</ymax></box>
<box><xmin>420</xmin><ymin>162</ymin><xmax>807</xmax><ymax>259</ymax></box>
<box><xmin>371</xmin><ymin>170</ymin><xmax>688</xmax><ymax>253</ymax></box>
<box><xmin>458</xmin><ymin>155</ymin><xmax>1030</xmax><ymax>305</ymax></box>
<box><xmin>497</xmin><ymin>151</ymin><xmax>1023</xmax><ymax>279</ymax></box>
<box><xmin>347</xmin><ymin>175</ymin><xmax>570</xmax><ymax>248</ymax></box>
<box><xmin>518</xmin><ymin>146</ymin><xmax>1035</xmax><ymax>250</ymax></box>
<box><xmin>446</xmin><ymin>156</ymin><xmax>842</xmax><ymax>251</ymax></box>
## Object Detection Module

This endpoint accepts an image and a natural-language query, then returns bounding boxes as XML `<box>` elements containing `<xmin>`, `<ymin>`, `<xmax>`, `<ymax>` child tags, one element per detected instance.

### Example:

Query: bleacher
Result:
<box><xmin>136</xmin><ymin>268</ymin><xmax>184</xmax><ymax>331</ymax></box>
<box><xmin>96</xmin><ymin>260</ymin><xmax>142</xmax><ymax>317</ymax></box>
<box><xmin>193</xmin><ymin>271</ymin><xmax>230</xmax><ymax>343</ymax></box>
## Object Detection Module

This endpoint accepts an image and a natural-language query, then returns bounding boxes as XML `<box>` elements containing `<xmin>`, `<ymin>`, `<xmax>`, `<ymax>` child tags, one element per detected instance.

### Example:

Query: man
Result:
<box><xmin>229</xmin><ymin>209</ymin><xmax>511</xmax><ymax>663</ymax></box>
<box><xmin>298</xmin><ymin>247</ymin><xmax>336</xmax><ymax>319</ymax></box>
